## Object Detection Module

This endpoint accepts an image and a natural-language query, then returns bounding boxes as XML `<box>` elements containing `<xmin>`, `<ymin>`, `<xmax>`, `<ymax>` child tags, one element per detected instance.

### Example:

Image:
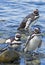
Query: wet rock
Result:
<box><xmin>0</xmin><ymin>48</ymin><xmax>20</xmax><ymax>63</ymax></box>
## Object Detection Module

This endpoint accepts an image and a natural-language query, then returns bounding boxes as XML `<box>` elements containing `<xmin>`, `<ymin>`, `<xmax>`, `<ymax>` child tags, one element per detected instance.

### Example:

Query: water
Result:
<box><xmin>0</xmin><ymin>0</ymin><xmax>45</xmax><ymax>65</ymax></box>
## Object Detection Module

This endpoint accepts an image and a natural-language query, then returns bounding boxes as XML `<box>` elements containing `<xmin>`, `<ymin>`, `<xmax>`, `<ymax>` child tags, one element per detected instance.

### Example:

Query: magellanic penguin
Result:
<box><xmin>24</xmin><ymin>27</ymin><xmax>42</xmax><ymax>53</ymax></box>
<box><xmin>5</xmin><ymin>33</ymin><xmax>22</xmax><ymax>48</ymax></box>
<box><xmin>17</xmin><ymin>9</ymin><xmax>39</xmax><ymax>30</ymax></box>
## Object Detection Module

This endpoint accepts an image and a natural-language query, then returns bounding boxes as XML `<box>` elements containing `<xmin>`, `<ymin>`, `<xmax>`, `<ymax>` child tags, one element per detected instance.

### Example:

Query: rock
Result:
<box><xmin>0</xmin><ymin>48</ymin><xmax>20</xmax><ymax>62</ymax></box>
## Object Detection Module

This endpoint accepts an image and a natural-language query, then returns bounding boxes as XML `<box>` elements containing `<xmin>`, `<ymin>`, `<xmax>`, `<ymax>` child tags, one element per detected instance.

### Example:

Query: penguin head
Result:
<box><xmin>15</xmin><ymin>33</ymin><xmax>21</xmax><ymax>41</ymax></box>
<box><xmin>34</xmin><ymin>27</ymin><xmax>41</xmax><ymax>34</ymax></box>
<box><xmin>33</xmin><ymin>9</ymin><xmax>39</xmax><ymax>16</ymax></box>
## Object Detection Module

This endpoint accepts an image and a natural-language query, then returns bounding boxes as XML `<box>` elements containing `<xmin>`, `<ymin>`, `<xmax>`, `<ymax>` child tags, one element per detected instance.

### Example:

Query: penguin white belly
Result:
<box><xmin>11</xmin><ymin>44</ymin><xmax>19</xmax><ymax>48</ymax></box>
<box><xmin>28</xmin><ymin>36</ymin><xmax>41</xmax><ymax>51</ymax></box>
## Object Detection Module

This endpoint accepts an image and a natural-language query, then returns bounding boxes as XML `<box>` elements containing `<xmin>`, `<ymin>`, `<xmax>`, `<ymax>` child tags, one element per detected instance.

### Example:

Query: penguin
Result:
<box><xmin>17</xmin><ymin>9</ymin><xmax>39</xmax><ymax>30</ymax></box>
<box><xmin>5</xmin><ymin>33</ymin><xmax>22</xmax><ymax>48</ymax></box>
<box><xmin>24</xmin><ymin>27</ymin><xmax>42</xmax><ymax>53</ymax></box>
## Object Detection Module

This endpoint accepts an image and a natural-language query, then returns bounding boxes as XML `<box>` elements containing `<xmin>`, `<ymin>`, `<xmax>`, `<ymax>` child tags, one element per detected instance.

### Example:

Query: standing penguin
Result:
<box><xmin>24</xmin><ymin>27</ymin><xmax>42</xmax><ymax>53</ymax></box>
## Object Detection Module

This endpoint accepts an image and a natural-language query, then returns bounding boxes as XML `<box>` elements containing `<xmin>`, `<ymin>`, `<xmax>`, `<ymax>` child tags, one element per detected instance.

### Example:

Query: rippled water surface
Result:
<box><xmin>0</xmin><ymin>0</ymin><xmax>45</xmax><ymax>65</ymax></box>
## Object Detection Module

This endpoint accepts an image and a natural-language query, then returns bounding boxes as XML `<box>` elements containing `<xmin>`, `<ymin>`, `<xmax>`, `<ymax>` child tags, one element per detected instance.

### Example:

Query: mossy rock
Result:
<box><xmin>25</xmin><ymin>59</ymin><xmax>40</xmax><ymax>65</ymax></box>
<box><xmin>0</xmin><ymin>49</ymin><xmax>20</xmax><ymax>62</ymax></box>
